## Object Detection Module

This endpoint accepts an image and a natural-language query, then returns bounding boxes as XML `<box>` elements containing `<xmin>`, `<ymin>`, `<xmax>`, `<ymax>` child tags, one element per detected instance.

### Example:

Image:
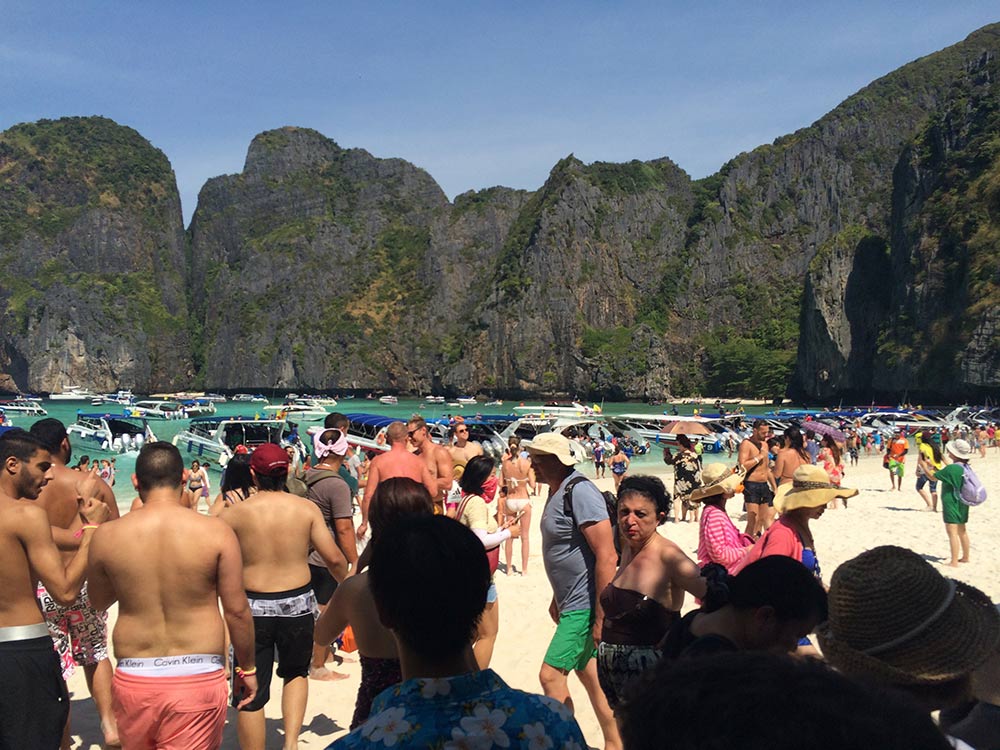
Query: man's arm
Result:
<box><xmin>358</xmin><ymin>462</ymin><xmax>380</xmax><ymax>538</ymax></box>
<box><xmin>434</xmin><ymin>447</ymin><xmax>453</xmax><ymax>495</ymax></box>
<box><xmin>216</xmin><ymin>524</ymin><xmax>257</xmax><ymax>709</ymax></box>
<box><xmin>25</xmin><ymin>498</ymin><xmax>108</xmax><ymax>605</ymax></box>
<box><xmin>333</xmin><ymin>519</ymin><xmax>357</xmax><ymax>571</ymax></box>
<box><xmin>420</xmin><ymin>464</ymin><xmax>437</xmax><ymax>499</ymax></box>
<box><xmin>579</xmin><ymin>518</ymin><xmax>617</xmax><ymax>646</ymax></box>
<box><xmin>307</xmin><ymin>502</ymin><xmax>350</xmax><ymax>582</ymax></box>
<box><xmin>737</xmin><ymin>440</ymin><xmax>758</xmax><ymax>472</ymax></box>
<box><xmin>86</xmin><ymin>526</ymin><xmax>117</xmax><ymax>611</ymax></box>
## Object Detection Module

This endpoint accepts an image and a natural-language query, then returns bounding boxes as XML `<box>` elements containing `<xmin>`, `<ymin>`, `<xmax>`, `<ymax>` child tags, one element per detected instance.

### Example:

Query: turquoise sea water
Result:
<box><xmin>11</xmin><ymin>398</ymin><xmax>766</xmax><ymax>512</ymax></box>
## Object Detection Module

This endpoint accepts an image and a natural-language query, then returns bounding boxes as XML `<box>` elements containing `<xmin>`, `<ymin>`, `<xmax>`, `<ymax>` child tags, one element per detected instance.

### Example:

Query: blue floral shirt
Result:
<box><xmin>327</xmin><ymin>668</ymin><xmax>587</xmax><ymax>749</ymax></box>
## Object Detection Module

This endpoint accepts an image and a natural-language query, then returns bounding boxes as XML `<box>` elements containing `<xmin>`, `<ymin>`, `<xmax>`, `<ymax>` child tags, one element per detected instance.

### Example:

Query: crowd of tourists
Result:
<box><xmin>0</xmin><ymin>412</ymin><xmax>997</xmax><ymax>749</ymax></box>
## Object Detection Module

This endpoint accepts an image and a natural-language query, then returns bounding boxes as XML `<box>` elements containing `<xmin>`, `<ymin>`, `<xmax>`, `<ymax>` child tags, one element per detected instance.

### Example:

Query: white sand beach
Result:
<box><xmin>66</xmin><ymin>447</ymin><xmax>1000</xmax><ymax>749</ymax></box>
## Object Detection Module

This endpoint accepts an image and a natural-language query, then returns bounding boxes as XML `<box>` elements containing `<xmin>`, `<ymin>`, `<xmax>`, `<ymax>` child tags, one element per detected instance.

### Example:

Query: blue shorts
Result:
<box><xmin>486</xmin><ymin>582</ymin><xmax>498</xmax><ymax>604</ymax></box>
<box><xmin>915</xmin><ymin>475</ymin><xmax>937</xmax><ymax>492</ymax></box>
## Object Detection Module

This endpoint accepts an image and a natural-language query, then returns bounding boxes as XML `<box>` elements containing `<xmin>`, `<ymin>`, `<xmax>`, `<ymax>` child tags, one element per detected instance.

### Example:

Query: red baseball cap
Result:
<box><xmin>251</xmin><ymin>443</ymin><xmax>290</xmax><ymax>476</ymax></box>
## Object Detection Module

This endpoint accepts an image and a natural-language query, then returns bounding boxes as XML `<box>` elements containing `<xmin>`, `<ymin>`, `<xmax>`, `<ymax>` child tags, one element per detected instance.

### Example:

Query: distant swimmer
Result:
<box><xmin>407</xmin><ymin>416</ymin><xmax>453</xmax><ymax>514</ymax></box>
<box><xmin>86</xmin><ymin>443</ymin><xmax>257</xmax><ymax>750</ymax></box>
<box><xmin>220</xmin><ymin>442</ymin><xmax>349</xmax><ymax>747</ymax></box>
<box><xmin>356</xmin><ymin>422</ymin><xmax>436</xmax><ymax>539</ymax></box>
<box><xmin>0</xmin><ymin>429</ymin><xmax>110</xmax><ymax>750</ymax></box>
<box><xmin>29</xmin><ymin>417</ymin><xmax>120</xmax><ymax>746</ymax></box>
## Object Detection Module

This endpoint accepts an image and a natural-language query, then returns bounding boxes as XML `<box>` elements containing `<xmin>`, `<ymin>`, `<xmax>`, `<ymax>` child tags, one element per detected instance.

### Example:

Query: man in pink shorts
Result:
<box><xmin>88</xmin><ymin>442</ymin><xmax>258</xmax><ymax>749</ymax></box>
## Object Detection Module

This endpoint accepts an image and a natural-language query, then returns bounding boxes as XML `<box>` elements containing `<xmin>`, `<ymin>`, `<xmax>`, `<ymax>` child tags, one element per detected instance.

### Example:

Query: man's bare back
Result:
<box><xmin>88</xmin><ymin>502</ymin><xmax>247</xmax><ymax>658</ymax></box>
<box><xmin>359</xmin><ymin>426</ymin><xmax>437</xmax><ymax>536</ymax></box>
<box><xmin>220</xmin><ymin>490</ymin><xmax>348</xmax><ymax>592</ymax></box>
<box><xmin>37</xmin><ymin>464</ymin><xmax>118</xmax><ymax>561</ymax></box>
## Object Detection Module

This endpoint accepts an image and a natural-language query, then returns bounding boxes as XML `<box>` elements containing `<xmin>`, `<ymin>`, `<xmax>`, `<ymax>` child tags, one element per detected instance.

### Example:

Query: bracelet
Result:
<box><xmin>235</xmin><ymin>666</ymin><xmax>257</xmax><ymax>677</ymax></box>
<box><xmin>73</xmin><ymin>524</ymin><xmax>100</xmax><ymax>538</ymax></box>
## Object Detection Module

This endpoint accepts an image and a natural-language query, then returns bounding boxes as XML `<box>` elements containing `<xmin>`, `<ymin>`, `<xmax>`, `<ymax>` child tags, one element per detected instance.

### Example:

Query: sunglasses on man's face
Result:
<box><xmin>408</xmin><ymin>428</ymin><xmax>423</xmax><ymax>438</ymax></box>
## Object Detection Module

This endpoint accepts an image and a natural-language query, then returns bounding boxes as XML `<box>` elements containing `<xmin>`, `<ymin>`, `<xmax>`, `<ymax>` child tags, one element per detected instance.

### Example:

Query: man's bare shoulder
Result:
<box><xmin>0</xmin><ymin>498</ymin><xmax>49</xmax><ymax>530</ymax></box>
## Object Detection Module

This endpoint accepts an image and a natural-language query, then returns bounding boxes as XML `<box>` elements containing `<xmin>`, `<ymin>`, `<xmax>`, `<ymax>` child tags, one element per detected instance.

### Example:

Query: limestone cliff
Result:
<box><xmin>0</xmin><ymin>117</ymin><xmax>191</xmax><ymax>392</ymax></box>
<box><xmin>4</xmin><ymin>24</ymin><xmax>1000</xmax><ymax>401</ymax></box>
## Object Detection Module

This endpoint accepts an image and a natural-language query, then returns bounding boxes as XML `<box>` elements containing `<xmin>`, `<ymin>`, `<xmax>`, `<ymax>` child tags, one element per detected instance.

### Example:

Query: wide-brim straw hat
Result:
<box><xmin>774</xmin><ymin>464</ymin><xmax>858</xmax><ymax>512</ymax></box>
<box><xmin>947</xmin><ymin>438</ymin><xmax>973</xmax><ymax>461</ymax></box>
<box><xmin>817</xmin><ymin>545</ymin><xmax>1000</xmax><ymax>685</ymax></box>
<box><xmin>525</xmin><ymin>432</ymin><xmax>582</xmax><ymax>466</ymax></box>
<box><xmin>689</xmin><ymin>463</ymin><xmax>744</xmax><ymax>503</ymax></box>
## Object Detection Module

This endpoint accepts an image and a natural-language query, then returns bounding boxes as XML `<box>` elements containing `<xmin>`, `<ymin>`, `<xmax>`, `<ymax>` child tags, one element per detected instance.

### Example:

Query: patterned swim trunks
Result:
<box><xmin>36</xmin><ymin>581</ymin><xmax>109</xmax><ymax>680</ymax></box>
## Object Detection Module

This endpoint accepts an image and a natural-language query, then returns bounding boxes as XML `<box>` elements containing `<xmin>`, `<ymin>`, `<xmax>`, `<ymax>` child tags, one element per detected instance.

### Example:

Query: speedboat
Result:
<box><xmin>67</xmin><ymin>413</ymin><xmax>156</xmax><ymax>453</ymax></box>
<box><xmin>0</xmin><ymin>399</ymin><xmax>48</xmax><ymax>415</ymax></box>
<box><xmin>127</xmin><ymin>400</ymin><xmax>185</xmax><ymax>420</ymax></box>
<box><xmin>263</xmin><ymin>398</ymin><xmax>329</xmax><ymax>421</ymax></box>
<box><xmin>456</xmin><ymin>397</ymin><xmax>477</xmax><ymax>405</ymax></box>
<box><xmin>613</xmin><ymin>413</ymin><xmax>737</xmax><ymax>453</ymax></box>
<box><xmin>303</xmin><ymin>395</ymin><xmax>339</xmax><ymax>407</ymax></box>
<box><xmin>424</xmin><ymin>395</ymin><xmax>446</xmax><ymax>404</ymax></box>
<box><xmin>378</xmin><ymin>395</ymin><xmax>398</xmax><ymax>405</ymax></box>
<box><xmin>202</xmin><ymin>393</ymin><xmax>227</xmax><ymax>403</ymax></box>
<box><xmin>232</xmin><ymin>393</ymin><xmax>269</xmax><ymax>404</ymax></box>
<box><xmin>95</xmin><ymin>390</ymin><xmax>135</xmax><ymax>406</ymax></box>
<box><xmin>49</xmin><ymin>386</ymin><xmax>98</xmax><ymax>401</ymax></box>
<box><xmin>181</xmin><ymin>399</ymin><xmax>217</xmax><ymax>417</ymax></box>
<box><xmin>513</xmin><ymin>401</ymin><xmax>598</xmax><ymax>417</ymax></box>
<box><xmin>172</xmin><ymin>416</ymin><xmax>297</xmax><ymax>468</ymax></box>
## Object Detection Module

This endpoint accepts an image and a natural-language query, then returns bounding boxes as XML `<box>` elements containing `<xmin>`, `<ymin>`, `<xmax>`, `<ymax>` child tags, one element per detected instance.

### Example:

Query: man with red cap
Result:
<box><xmin>219</xmin><ymin>442</ymin><xmax>350</xmax><ymax>750</ymax></box>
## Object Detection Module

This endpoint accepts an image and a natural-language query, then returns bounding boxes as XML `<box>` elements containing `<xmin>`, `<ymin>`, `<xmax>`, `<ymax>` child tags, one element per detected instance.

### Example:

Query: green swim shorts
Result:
<box><xmin>888</xmin><ymin>459</ymin><xmax>905</xmax><ymax>477</ymax></box>
<box><xmin>544</xmin><ymin>609</ymin><xmax>596</xmax><ymax>672</ymax></box>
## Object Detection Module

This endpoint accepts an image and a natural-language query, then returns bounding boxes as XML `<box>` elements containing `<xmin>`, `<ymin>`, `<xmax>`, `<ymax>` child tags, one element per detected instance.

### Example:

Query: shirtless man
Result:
<box><xmin>29</xmin><ymin>417</ymin><xmax>121</xmax><ymax>747</ymax></box>
<box><xmin>449</xmin><ymin>420</ymin><xmax>484</xmax><ymax>482</ymax></box>
<box><xmin>0</xmin><ymin>430</ymin><xmax>110</xmax><ymax>750</ymax></box>
<box><xmin>407</xmin><ymin>416</ymin><xmax>453</xmax><ymax>514</ymax></box>
<box><xmin>738</xmin><ymin>420</ymin><xmax>776</xmax><ymax>537</ymax></box>
<box><xmin>356</xmin><ymin>422</ymin><xmax>435</xmax><ymax>539</ymax></box>
<box><xmin>220</xmin><ymin>442</ymin><xmax>349</xmax><ymax>750</ymax></box>
<box><xmin>86</xmin><ymin>442</ymin><xmax>257</xmax><ymax>750</ymax></box>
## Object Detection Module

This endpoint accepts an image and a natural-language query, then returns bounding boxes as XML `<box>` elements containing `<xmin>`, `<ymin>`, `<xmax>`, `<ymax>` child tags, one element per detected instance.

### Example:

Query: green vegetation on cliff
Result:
<box><xmin>0</xmin><ymin>117</ymin><xmax>175</xmax><ymax>245</ymax></box>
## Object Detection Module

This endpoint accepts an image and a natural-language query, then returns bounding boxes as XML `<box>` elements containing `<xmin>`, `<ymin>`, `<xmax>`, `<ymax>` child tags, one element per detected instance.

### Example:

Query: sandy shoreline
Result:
<box><xmin>66</xmin><ymin>447</ymin><xmax>1000</xmax><ymax>748</ymax></box>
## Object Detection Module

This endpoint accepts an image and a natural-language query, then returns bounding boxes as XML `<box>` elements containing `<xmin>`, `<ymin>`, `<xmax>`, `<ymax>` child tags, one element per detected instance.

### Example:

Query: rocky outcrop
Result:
<box><xmin>3</xmin><ymin>24</ymin><xmax>1000</xmax><ymax>400</ymax></box>
<box><xmin>0</xmin><ymin>117</ymin><xmax>191</xmax><ymax>392</ymax></box>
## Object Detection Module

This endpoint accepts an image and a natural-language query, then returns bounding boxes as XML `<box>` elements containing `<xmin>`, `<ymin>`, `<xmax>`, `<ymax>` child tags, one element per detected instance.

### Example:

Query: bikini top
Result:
<box><xmin>600</xmin><ymin>584</ymin><xmax>678</xmax><ymax>646</ymax></box>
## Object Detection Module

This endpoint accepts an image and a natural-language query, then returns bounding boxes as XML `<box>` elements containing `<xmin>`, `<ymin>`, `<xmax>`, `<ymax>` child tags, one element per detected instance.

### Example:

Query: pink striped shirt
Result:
<box><xmin>697</xmin><ymin>505</ymin><xmax>754</xmax><ymax>574</ymax></box>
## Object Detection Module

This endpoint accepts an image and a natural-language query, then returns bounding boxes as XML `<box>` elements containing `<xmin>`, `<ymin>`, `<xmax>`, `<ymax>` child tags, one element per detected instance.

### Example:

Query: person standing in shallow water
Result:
<box><xmin>609</xmin><ymin>445</ymin><xmax>630</xmax><ymax>493</ymax></box>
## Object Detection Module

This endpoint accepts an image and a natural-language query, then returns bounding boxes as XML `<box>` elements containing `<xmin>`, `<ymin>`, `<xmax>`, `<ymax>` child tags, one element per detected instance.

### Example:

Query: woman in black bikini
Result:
<box><xmin>597</xmin><ymin>475</ymin><xmax>706</xmax><ymax>711</ymax></box>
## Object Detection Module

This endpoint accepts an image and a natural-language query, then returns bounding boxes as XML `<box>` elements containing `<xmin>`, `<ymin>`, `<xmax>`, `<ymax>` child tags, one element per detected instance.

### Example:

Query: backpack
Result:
<box><xmin>959</xmin><ymin>464</ymin><xmax>988</xmax><ymax>506</ymax></box>
<box><xmin>291</xmin><ymin>468</ymin><xmax>339</xmax><ymax>499</ymax></box>
<box><xmin>563</xmin><ymin>476</ymin><xmax>620</xmax><ymax>559</ymax></box>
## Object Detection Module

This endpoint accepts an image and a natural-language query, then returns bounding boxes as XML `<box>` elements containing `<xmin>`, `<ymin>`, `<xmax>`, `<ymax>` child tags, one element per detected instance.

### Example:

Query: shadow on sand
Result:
<box><xmin>219</xmin><ymin>709</ymin><xmax>341</xmax><ymax>748</ymax></box>
<box><xmin>70</xmin><ymin>696</ymin><xmax>343</xmax><ymax>749</ymax></box>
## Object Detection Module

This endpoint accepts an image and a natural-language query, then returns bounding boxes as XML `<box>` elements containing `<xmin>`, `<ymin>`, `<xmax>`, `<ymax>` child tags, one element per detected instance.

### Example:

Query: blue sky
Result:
<box><xmin>3</xmin><ymin>2</ymin><xmax>998</xmax><ymax>224</ymax></box>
